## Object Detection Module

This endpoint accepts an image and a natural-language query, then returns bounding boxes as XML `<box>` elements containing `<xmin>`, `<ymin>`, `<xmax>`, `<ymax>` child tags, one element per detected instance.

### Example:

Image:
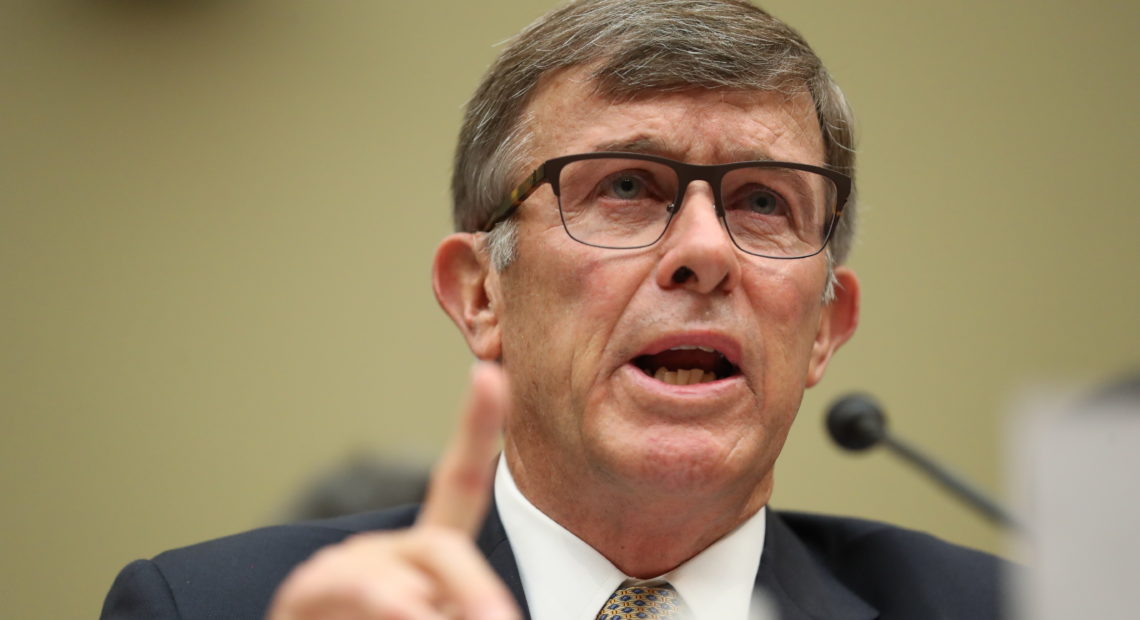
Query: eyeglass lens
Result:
<box><xmin>555</xmin><ymin>157</ymin><xmax>836</xmax><ymax>257</ymax></box>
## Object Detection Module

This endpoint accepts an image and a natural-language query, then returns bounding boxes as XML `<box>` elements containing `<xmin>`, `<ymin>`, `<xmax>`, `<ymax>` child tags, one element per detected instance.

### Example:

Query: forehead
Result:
<box><xmin>523</xmin><ymin>66</ymin><xmax>825</xmax><ymax>169</ymax></box>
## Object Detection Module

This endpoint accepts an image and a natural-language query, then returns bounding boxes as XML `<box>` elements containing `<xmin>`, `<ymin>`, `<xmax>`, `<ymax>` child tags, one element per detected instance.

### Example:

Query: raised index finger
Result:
<box><xmin>416</xmin><ymin>361</ymin><xmax>509</xmax><ymax>535</ymax></box>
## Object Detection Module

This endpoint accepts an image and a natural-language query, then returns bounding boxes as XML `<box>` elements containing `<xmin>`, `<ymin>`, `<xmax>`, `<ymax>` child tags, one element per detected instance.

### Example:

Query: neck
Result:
<box><xmin>503</xmin><ymin>442</ymin><xmax>772</xmax><ymax>578</ymax></box>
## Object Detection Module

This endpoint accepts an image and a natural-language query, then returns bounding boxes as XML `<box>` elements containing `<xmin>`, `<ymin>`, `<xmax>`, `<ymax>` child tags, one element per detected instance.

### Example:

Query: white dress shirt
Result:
<box><xmin>494</xmin><ymin>456</ymin><xmax>767</xmax><ymax>620</ymax></box>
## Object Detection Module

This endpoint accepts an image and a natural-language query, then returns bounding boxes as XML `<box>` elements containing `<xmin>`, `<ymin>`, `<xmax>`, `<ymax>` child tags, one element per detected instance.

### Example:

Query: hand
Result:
<box><xmin>266</xmin><ymin>362</ymin><xmax>520</xmax><ymax>620</ymax></box>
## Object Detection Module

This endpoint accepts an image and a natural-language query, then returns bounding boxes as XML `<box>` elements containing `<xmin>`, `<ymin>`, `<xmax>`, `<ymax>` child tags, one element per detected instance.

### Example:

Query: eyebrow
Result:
<box><xmin>592</xmin><ymin>137</ymin><xmax>665</xmax><ymax>154</ymax></box>
<box><xmin>590</xmin><ymin>137</ymin><xmax>781</xmax><ymax>163</ymax></box>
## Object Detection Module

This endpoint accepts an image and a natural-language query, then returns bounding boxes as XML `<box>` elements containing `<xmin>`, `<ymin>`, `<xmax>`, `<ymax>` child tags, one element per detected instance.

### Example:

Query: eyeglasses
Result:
<box><xmin>483</xmin><ymin>152</ymin><xmax>851</xmax><ymax>259</ymax></box>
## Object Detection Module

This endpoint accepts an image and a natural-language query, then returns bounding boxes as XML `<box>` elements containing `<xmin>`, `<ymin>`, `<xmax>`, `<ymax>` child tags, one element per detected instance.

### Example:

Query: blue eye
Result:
<box><xmin>744</xmin><ymin>189</ymin><xmax>783</xmax><ymax>215</ymax></box>
<box><xmin>606</xmin><ymin>174</ymin><xmax>644</xmax><ymax>200</ymax></box>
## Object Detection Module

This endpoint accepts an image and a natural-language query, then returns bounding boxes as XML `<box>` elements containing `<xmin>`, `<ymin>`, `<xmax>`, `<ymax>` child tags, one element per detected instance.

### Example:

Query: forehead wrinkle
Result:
<box><xmin>526</xmin><ymin>70</ymin><xmax>824</xmax><ymax>170</ymax></box>
<box><xmin>696</xmin><ymin>89</ymin><xmax>824</xmax><ymax>165</ymax></box>
<box><xmin>645</xmin><ymin>93</ymin><xmax>820</xmax><ymax>165</ymax></box>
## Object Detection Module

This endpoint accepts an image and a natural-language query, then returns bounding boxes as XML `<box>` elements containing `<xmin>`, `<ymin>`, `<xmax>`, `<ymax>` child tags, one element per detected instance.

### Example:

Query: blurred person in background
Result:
<box><xmin>280</xmin><ymin>453</ymin><xmax>429</xmax><ymax>523</ymax></box>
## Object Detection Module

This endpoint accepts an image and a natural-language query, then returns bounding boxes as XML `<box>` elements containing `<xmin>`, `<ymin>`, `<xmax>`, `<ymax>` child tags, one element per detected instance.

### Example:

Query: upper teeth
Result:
<box><xmin>670</xmin><ymin>345</ymin><xmax>717</xmax><ymax>353</ymax></box>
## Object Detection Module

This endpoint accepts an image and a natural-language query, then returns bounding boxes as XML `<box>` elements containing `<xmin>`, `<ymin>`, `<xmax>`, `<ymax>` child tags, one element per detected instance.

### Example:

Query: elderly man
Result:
<box><xmin>102</xmin><ymin>1</ymin><xmax>1005</xmax><ymax>619</ymax></box>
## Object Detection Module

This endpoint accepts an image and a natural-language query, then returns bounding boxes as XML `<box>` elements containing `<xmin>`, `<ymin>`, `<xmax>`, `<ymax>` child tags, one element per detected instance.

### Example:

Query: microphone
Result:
<box><xmin>826</xmin><ymin>393</ymin><xmax>1019</xmax><ymax>529</ymax></box>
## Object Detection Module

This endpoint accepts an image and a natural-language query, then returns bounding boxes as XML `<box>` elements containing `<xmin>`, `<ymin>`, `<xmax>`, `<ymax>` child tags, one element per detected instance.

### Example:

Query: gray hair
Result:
<box><xmin>452</xmin><ymin>0</ymin><xmax>857</xmax><ymax>285</ymax></box>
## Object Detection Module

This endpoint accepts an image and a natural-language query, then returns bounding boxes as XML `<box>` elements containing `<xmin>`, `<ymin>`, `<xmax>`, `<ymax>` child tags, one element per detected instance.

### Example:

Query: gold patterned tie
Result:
<box><xmin>595</xmin><ymin>582</ymin><xmax>686</xmax><ymax>620</ymax></box>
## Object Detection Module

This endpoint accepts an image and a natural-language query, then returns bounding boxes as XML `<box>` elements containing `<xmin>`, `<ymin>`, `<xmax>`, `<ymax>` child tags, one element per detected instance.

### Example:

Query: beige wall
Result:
<box><xmin>3</xmin><ymin>1</ymin><xmax>1137</xmax><ymax>617</ymax></box>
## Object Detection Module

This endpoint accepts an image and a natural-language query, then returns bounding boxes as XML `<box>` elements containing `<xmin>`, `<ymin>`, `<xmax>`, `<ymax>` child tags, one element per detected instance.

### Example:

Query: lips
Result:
<box><xmin>631</xmin><ymin>337</ymin><xmax>742</xmax><ymax>386</ymax></box>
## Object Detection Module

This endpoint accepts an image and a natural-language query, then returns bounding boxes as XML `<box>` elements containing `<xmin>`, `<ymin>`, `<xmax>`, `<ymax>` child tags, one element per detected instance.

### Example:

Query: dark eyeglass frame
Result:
<box><xmin>481</xmin><ymin>151</ymin><xmax>852</xmax><ymax>260</ymax></box>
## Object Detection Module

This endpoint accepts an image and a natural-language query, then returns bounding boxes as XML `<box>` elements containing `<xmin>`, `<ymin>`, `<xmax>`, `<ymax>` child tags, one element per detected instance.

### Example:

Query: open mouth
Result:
<box><xmin>632</xmin><ymin>346</ymin><xmax>740</xmax><ymax>386</ymax></box>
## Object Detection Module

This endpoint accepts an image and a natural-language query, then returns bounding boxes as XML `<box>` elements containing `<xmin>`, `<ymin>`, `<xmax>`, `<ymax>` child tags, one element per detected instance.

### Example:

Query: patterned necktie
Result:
<box><xmin>595</xmin><ymin>582</ymin><xmax>686</xmax><ymax>620</ymax></box>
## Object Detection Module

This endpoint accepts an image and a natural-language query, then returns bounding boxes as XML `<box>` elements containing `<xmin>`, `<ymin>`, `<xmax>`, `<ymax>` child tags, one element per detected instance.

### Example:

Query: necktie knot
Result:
<box><xmin>596</xmin><ymin>582</ymin><xmax>685</xmax><ymax>620</ymax></box>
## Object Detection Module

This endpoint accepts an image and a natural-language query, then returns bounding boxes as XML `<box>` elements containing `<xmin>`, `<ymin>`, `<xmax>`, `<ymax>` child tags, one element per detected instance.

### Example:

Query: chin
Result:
<box><xmin>593</xmin><ymin>426</ymin><xmax>769</xmax><ymax>498</ymax></box>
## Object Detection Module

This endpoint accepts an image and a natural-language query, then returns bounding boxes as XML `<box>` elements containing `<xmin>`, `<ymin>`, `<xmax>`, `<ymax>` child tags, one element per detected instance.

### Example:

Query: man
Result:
<box><xmin>103</xmin><ymin>1</ymin><xmax>1005</xmax><ymax>618</ymax></box>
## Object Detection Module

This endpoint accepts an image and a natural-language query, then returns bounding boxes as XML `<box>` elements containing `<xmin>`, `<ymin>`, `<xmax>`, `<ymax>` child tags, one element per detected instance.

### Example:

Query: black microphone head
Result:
<box><xmin>826</xmin><ymin>393</ymin><xmax>888</xmax><ymax>451</ymax></box>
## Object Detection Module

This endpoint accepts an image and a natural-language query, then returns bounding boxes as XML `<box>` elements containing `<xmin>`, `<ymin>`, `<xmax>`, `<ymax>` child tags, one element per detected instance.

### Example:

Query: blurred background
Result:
<box><xmin>2</xmin><ymin>0</ymin><xmax>1137</xmax><ymax>616</ymax></box>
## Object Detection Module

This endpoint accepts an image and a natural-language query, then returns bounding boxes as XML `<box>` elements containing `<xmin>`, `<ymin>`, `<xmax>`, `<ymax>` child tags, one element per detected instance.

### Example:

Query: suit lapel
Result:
<box><xmin>756</xmin><ymin>509</ymin><xmax>878</xmax><ymax>620</ymax></box>
<box><xmin>476</xmin><ymin>502</ymin><xmax>532</xmax><ymax>620</ymax></box>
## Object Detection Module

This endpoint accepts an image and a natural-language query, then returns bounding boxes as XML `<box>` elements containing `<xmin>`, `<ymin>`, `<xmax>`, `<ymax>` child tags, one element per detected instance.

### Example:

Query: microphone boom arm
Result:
<box><xmin>826</xmin><ymin>393</ymin><xmax>1019</xmax><ymax>530</ymax></box>
<box><xmin>880</xmin><ymin>434</ymin><xmax>1018</xmax><ymax>529</ymax></box>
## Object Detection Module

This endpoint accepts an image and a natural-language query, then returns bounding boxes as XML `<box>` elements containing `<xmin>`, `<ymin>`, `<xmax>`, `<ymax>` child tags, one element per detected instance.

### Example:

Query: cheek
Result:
<box><xmin>554</xmin><ymin>256</ymin><xmax>644</xmax><ymax>391</ymax></box>
<box><xmin>744</xmin><ymin>262</ymin><xmax>826</xmax><ymax>375</ymax></box>
<box><xmin>536</xmin><ymin>240</ymin><xmax>643</xmax><ymax>329</ymax></box>
<box><xmin>499</xmin><ymin>239</ymin><xmax>642</xmax><ymax>405</ymax></box>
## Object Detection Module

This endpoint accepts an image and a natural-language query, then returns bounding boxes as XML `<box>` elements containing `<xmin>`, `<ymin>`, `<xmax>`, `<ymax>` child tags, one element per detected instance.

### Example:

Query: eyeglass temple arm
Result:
<box><xmin>481</xmin><ymin>163</ymin><xmax>549</xmax><ymax>232</ymax></box>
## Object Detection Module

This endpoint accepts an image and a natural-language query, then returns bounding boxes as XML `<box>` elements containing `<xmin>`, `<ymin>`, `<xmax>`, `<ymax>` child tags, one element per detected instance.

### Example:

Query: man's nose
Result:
<box><xmin>655</xmin><ymin>181</ymin><xmax>741</xmax><ymax>294</ymax></box>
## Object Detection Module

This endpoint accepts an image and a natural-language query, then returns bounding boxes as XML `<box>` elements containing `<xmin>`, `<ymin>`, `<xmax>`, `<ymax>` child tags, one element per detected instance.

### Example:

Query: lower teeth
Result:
<box><xmin>652</xmin><ymin>367</ymin><xmax>715</xmax><ymax>385</ymax></box>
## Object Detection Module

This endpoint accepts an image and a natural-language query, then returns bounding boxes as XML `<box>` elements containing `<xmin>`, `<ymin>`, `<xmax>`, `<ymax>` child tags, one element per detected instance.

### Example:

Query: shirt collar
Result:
<box><xmin>494</xmin><ymin>456</ymin><xmax>767</xmax><ymax>620</ymax></box>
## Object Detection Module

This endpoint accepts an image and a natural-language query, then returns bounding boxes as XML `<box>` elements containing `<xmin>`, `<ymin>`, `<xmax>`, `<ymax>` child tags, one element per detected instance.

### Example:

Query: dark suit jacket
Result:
<box><xmin>101</xmin><ymin>505</ymin><xmax>1007</xmax><ymax>619</ymax></box>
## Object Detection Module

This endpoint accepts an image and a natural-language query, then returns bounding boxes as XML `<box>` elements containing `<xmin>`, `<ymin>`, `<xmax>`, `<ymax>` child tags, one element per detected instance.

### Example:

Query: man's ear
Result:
<box><xmin>805</xmin><ymin>266</ymin><xmax>860</xmax><ymax>388</ymax></box>
<box><xmin>432</xmin><ymin>233</ymin><xmax>502</xmax><ymax>361</ymax></box>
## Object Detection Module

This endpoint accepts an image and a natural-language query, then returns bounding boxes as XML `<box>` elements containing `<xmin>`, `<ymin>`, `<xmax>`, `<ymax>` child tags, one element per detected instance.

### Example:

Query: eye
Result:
<box><xmin>602</xmin><ymin>173</ymin><xmax>647</xmax><ymax>200</ymax></box>
<box><xmin>741</xmin><ymin>188</ymin><xmax>785</xmax><ymax>215</ymax></box>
